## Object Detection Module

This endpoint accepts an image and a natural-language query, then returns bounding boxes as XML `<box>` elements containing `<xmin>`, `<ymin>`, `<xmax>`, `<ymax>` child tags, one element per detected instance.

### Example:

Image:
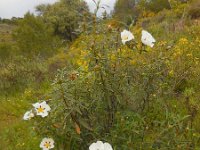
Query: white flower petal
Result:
<box><xmin>121</xmin><ymin>30</ymin><xmax>134</xmax><ymax>45</ymax></box>
<box><xmin>89</xmin><ymin>141</ymin><xmax>104</xmax><ymax>150</ymax></box>
<box><xmin>141</xmin><ymin>30</ymin><xmax>156</xmax><ymax>47</ymax></box>
<box><xmin>44</xmin><ymin>104</ymin><xmax>51</xmax><ymax>112</ymax></box>
<box><xmin>48</xmin><ymin>138</ymin><xmax>54</xmax><ymax>145</ymax></box>
<box><xmin>23</xmin><ymin>110</ymin><xmax>34</xmax><ymax>120</ymax></box>
<box><xmin>51</xmin><ymin>144</ymin><xmax>54</xmax><ymax>149</ymax></box>
<box><xmin>89</xmin><ymin>143</ymin><xmax>97</xmax><ymax>150</ymax></box>
<box><xmin>150</xmin><ymin>43</ymin><xmax>154</xmax><ymax>48</ymax></box>
<box><xmin>40</xmin><ymin>101</ymin><xmax>47</xmax><ymax>105</ymax></box>
<box><xmin>104</xmin><ymin>142</ymin><xmax>113</xmax><ymax>150</ymax></box>
<box><xmin>41</xmin><ymin>111</ymin><xmax>49</xmax><ymax>118</ymax></box>
<box><xmin>89</xmin><ymin>141</ymin><xmax>113</xmax><ymax>150</ymax></box>
<box><xmin>33</xmin><ymin>102</ymin><xmax>40</xmax><ymax>108</ymax></box>
<box><xmin>23</xmin><ymin>112</ymin><xmax>30</xmax><ymax>120</ymax></box>
<box><xmin>96</xmin><ymin>141</ymin><xmax>104</xmax><ymax>149</ymax></box>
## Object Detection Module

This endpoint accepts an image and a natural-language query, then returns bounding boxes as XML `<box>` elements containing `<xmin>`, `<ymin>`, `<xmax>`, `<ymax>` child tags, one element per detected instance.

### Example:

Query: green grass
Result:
<box><xmin>0</xmin><ymin>82</ymin><xmax>51</xmax><ymax>150</ymax></box>
<box><xmin>0</xmin><ymin>96</ymin><xmax>39</xmax><ymax>150</ymax></box>
<box><xmin>0</xmin><ymin>24</ymin><xmax>15</xmax><ymax>43</ymax></box>
<box><xmin>0</xmin><ymin>57</ymin><xmax>54</xmax><ymax>149</ymax></box>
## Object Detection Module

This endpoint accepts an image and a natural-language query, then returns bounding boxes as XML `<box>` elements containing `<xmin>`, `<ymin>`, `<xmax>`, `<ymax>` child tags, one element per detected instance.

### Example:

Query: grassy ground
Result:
<box><xmin>0</xmin><ymin>96</ymin><xmax>40</xmax><ymax>150</ymax></box>
<box><xmin>0</xmin><ymin>23</ymin><xmax>50</xmax><ymax>149</ymax></box>
<box><xmin>0</xmin><ymin>82</ymin><xmax>51</xmax><ymax>149</ymax></box>
<box><xmin>0</xmin><ymin>24</ymin><xmax>15</xmax><ymax>43</ymax></box>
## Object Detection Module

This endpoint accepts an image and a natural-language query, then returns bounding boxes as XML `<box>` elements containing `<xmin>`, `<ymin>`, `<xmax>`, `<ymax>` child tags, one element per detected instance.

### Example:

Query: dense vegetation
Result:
<box><xmin>0</xmin><ymin>0</ymin><xmax>200</xmax><ymax>149</ymax></box>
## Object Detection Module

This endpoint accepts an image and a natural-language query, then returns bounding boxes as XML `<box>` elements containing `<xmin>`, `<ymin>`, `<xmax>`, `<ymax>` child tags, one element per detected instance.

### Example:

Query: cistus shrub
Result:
<box><xmin>28</xmin><ymin>15</ymin><xmax>200</xmax><ymax>149</ymax></box>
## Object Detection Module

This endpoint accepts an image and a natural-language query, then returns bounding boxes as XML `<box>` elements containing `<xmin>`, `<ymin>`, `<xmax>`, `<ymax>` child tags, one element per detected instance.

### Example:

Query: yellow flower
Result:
<box><xmin>186</xmin><ymin>53</ymin><xmax>193</xmax><ymax>57</ymax></box>
<box><xmin>130</xmin><ymin>60</ymin><xmax>136</xmax><ymax>65</ymax></box>
<box><xmin>160</xmin><ymin>41</ymin><xmax>167</xmax><ymax>47</ymax></box>
<box><xmin>110</xmin><ymin>53</ymin><xmax>117</xmax><ymax>62</ymax></box>
<box><xmin>178</xmin><ymin>38</ymin><xmax>188</xmax><ymax>45</ymax></box>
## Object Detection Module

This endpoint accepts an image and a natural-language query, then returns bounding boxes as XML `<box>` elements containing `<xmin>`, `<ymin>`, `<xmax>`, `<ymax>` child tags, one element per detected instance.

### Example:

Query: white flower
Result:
<box><xmin>121</xmin><ymin>30</ymin><xmax>134</xmax><ymax>45</ymax></box>
<box><xmin>40</xmin><ymin>138</ymin><xmax>54</xmax><ymax>150</ymax></box>
<box><xmin>23</xmin><ymin>110</ymin><xmax>34</xmax><ymax>120</ymax></box>
<box><xmin>33</xmin><ymin>101</ymin><xmax>51</xmax><ymax>117</ymax></box>
<box><xmin>141</xmin><ymin>30</ymin><xmax>156</xmax><ymax>47</ymax></box>
<box><xmin>89</xmin><ymin>141</ymin><xmax>113</xmax><ymax>150</ymax></box>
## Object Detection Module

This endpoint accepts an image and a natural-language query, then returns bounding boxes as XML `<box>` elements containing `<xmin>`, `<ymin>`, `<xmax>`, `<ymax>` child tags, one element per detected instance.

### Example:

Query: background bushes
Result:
<box><xmin>188</xmin><ymin>0</ymin><xmax>200</xmax><ymax>19</ymax></box>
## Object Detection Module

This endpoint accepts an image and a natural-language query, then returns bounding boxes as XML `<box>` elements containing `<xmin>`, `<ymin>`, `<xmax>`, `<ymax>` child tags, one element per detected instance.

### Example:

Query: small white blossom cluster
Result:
<box><xmin>121</xmin><ymin>29</ymin><xmax>156</xmax><ymax>47</ymax></box>
<box><xmin>23</xmin><ymin>101</ymin><xmax>53</xmax><ymax>150</ymax></box>
<box><xmin>23</xmin><ymin>101</ymin><xmax>51</xmax><ymax>120</ymax></box>
<box><xmin>23</xmin><ymin>101</ymin><xmax>114</xmax><ymax>149</ymax></box>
